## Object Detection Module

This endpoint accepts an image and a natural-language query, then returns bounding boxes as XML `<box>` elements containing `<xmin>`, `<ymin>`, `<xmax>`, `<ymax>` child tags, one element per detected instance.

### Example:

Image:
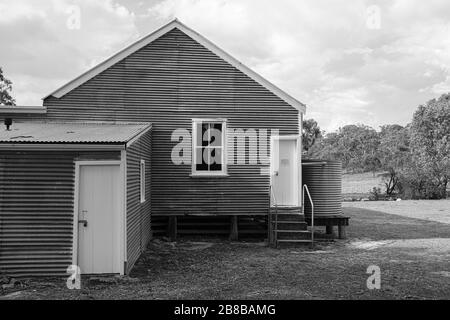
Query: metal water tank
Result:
<box><xmin>302</xmin><ymin>159</ymin><xmax>342</xmax><ymax>217</ymax></box>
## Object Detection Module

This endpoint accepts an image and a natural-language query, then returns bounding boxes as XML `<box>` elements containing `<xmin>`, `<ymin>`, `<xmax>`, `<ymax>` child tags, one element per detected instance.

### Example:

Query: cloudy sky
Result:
<box><xmin>1</xmin><ymin>0</ymin><xmax>449</xmax><ymax>131</ymax></box>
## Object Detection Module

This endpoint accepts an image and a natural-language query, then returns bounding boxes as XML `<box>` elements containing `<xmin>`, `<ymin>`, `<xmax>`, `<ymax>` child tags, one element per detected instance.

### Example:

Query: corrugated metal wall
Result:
<box><xmin>0</xmin><ymin>151</ymin><xmax>119</xmax><ymax>276</ymax></box>
<box><xmin>126</xmin><ymin>129</ymin><xmax>152</xmax><ymax>273</ymax></box>
<box><xmin>44</xmin><ymin>28</ymin><xmax>299</xmax><ymax>218</ymax></box>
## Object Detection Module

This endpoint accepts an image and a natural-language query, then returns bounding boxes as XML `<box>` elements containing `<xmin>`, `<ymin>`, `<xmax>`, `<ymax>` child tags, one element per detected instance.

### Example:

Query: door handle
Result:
<box><xmin>274</xmin><ymin>171</ymin><xmax>279</xmax><ymax>176</ymax></box>
<box><xmin>78</xmin><ymin>220</ymin><xmax>88</xmax><ymax>227</ymax></box>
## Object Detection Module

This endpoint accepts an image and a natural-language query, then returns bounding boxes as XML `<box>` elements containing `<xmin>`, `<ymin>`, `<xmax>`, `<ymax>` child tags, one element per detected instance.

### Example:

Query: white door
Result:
<box><xmin>272</xmin><ymin>138</ymin><xmax>298</xmax><ymax>206</ymax></box>
<box><xmin>77</xmin><ymin>164</ymin><xmax>121</xmax><ymax>274</ymax></box>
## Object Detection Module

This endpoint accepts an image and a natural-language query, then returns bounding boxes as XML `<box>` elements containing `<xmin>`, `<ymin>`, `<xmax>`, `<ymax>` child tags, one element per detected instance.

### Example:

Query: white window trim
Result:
<box><xmin>140</xmin><ymin>159</ymin><xmax>146</xmax><ymax>203</ymax></box>
<box><xmin>191</xmin><ymin>118</ymin><xmax>227</xmax><ymax>177</ymax></box>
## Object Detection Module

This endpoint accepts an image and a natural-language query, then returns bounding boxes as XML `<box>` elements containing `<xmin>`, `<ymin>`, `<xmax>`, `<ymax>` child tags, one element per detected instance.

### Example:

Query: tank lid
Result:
<box><xmin>302</xmin><ymin>159</ymin><xmax>342</xmax><ymax>165</ymax></box>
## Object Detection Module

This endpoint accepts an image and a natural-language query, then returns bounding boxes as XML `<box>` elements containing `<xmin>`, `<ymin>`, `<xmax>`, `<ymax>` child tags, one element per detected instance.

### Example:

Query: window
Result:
<box><xmin>140</xmin><ymin>159</ymin><xmax>146</xmax><ymax>203</ymax></box>
<box><xmin>192</xmin><ymin>119</ymin><xmax>227</xmax><ymax>176</ymax></box>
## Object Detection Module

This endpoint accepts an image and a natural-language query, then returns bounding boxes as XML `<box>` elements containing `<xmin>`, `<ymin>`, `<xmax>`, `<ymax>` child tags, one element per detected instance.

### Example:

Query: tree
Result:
<box><xmin>307</xmin><ymin>131</ymin><xmax>339</xmax><ymax>159</ymax></box>
<box><xmin>302</xmin><ymin>118</ymin><xmax>322</xmax><ymax>152</ymax></box>
<box><xmin>309</xmin><ymin>124</ymin><xmax>381</xmax><ymax>173</ymax></box>
<box><xmin>408</xmin><ymin>93</ymin><xmax>450</xmax><ymax>198</ymax></box>
<box><xmin>0</xmin><ymin>67</ymin><xmax>16</xmax><ymax>106</ymax></box>
<box><xmin>378</xmin><ymin>124</ymin><xmax>411</xmax><ymax>196</ymax></box>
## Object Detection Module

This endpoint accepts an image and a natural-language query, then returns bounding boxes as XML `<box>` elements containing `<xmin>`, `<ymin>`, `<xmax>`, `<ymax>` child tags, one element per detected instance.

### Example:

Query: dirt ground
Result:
<box><xmin>1</xmin><ymin>201</ymin><xmax>449</xmax><ymax>300</ymax></box>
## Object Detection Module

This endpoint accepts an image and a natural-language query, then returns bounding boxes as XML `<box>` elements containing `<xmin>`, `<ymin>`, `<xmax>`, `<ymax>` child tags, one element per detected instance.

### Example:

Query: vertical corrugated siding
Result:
<box><xmin>44</xmin><ymin>28</ymin><xmax>299</xmax><ymax>218</ymax></box>
<box><xmin>0</xmin><ymin>151</ymin><xmax>119</xmax><ymax>276</ymax></box>
<box><xmin>126</xmin><ymin>129</ymin><xmax>152</xmax><ymax>273</ymax></box>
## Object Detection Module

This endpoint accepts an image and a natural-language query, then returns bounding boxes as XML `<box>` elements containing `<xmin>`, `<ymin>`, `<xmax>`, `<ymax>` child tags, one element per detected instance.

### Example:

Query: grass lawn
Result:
<box><xmin>343</xmin><ymin>199</ymin><xmax>450</xmax><ymax>224</ymax></box>
<box><xmin>1</xmin><ymin>201</ymin><xmax>449</xmax><ymax>300</ymax></box>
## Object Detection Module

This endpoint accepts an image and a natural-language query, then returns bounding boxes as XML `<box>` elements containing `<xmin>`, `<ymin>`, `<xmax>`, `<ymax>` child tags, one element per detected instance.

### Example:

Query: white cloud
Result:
<box><xmin>146</xmin><ymin>0</ymin><xmax>450</xmax><ymax>130</ymax></box>
<box><xmin>2</xmin><ymin>0</ymin><xmax>450</xmax><ymax>131</ymax></box>
<box><xmin>0</xmin><ymin>2</ymin><xmax>47</xmax><ymax>22</ymax></box>
<box><xmin>430</xmin><ymin>75</ymin><xmax>450</xmax><ymax>95</ymax></box>
<box><xmin>0</xmin><ymin>0</ymin><xmax>138</xmax><ymax>105</ymax></box>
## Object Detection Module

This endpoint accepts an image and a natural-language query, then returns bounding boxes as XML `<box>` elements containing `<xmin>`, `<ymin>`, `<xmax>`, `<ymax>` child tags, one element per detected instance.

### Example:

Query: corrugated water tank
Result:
<box><xmin>302</xmin><ymin>159</ymin><xmax>343</xmax><ymax>217</ymax></box>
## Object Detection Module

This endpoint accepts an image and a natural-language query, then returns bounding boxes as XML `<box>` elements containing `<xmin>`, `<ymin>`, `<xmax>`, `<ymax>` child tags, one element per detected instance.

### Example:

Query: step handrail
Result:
<box><xmin>302</xmin><ymin>184</ymin><xmax>314</xmax><ymax>248</ymax></box>
<box><xmin>268</xmin><ymin>186</ymin><xmax>272</xmax><ymax>244</ymax></box>
<box><xmin>269</xmin><ymin>185</ymin><xmax>278</xmax><ymax>247</ymax></box>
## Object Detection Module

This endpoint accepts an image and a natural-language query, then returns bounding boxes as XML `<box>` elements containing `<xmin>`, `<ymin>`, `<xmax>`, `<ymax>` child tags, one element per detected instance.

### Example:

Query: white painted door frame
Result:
<box><xmin>72</xmin><ymin>160</ymin><xmax>126</xmax><ymax>275</ymax></box>
<box><xmin>270</xmin><ymin>135</ymin><xmax>301</xmax><ymax>206</ymax></box>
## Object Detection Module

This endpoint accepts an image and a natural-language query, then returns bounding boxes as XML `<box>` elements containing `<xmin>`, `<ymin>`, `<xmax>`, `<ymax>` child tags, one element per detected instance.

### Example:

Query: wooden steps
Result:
<box><xmin>152</xmin><ymin>206</ymin><xmax>320</xmax><ymax>246</ymax></box>
<box><xmin>272</xmin><ymin>221</ymin><xmax>307</xmax><ymax>230</ymax></box>
<box><xmin>274</xmin><ymin>230</ymin><xmax>311</xmax><ymax>240</ymax></box>
<box><xmin>271</xmin><ymin>213</ymin><xmax>305</xmax><ymax>222</ymax></box>
<box><xmin>269</xmin><ymin>206</ymin><xmax>313</xmax><ymax>247</ymax></box>
<box><xmin>276</xmin><ymin>239</ymin><xmax>314</xmax><ymax>248</ymax></box>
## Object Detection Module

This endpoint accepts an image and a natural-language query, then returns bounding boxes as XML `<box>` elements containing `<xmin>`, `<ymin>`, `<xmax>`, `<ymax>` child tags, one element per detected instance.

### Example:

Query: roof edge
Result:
<box><xmin>10</xmin><ymin>120</ymin><xmax>152</xmax><ymax>126</ymax></box>
<box><xmin>126</xmin><ymin>124</ymin><xmax>152</xmax><ymax>148</ymax></box>
<box><xmin>0</xmin><ymin>106</ymin><xmax>47</xmax><ymax>114</ymax></box>
<box><xmin>43</xmin><ymin>20</ymin><xmax>180</xmax><ymax>100</ymax></box>
<box><xmin>0</xmin><ymin>143</ymin><xmax>125</xmax><ymax>151</ymax></box>
<box><xmin>44</xmin><ymin>19</ymin><xmax>306</xmax><ymax>113</ymax></box>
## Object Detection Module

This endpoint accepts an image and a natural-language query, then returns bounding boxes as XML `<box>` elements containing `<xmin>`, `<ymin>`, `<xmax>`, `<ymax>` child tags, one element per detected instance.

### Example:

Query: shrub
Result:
<box><xmin>369</xmin><ymin>187</ymin><xmax>383</xmax><ymax>201</ymax></box>
<box><xmin>399</xmin><ymin>169</ymin><xmax>447</xmax><ymax>199</ymax></box>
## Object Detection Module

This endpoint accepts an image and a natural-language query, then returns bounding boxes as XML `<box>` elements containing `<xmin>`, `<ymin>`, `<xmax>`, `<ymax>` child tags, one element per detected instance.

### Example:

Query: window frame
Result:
<box><xmin>191</xmin><ymin>118</ymin><xmax>228</xmax><ymax>177</ymax></box>
<box><xmin>140</xmin><ymin>159</ymin><xmax>146</xmax><ymax>203</ymax></box>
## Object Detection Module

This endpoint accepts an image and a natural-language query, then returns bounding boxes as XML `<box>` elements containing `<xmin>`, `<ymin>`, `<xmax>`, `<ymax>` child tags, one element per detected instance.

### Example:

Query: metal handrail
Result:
<box><xmin>302</xmin><ymin>184</ymin><xmax>314</xmax><ymax>248</ymax></box>
<box><xmin>269</xmin><ymin>186</ymin><xmax>278</xmax><ymax>247</ymax></box>
<box><xmin>267</xmin><ymin>187</ymin><xmax>272</xmax><ymax>245</ymax></box>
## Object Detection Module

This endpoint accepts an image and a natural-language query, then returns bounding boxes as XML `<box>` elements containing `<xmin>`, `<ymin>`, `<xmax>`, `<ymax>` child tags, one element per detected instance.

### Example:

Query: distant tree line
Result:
<box><xmin>303</xmin><ymin>93</ymin><xmax>450</xmax><ymax>199</ymax></box>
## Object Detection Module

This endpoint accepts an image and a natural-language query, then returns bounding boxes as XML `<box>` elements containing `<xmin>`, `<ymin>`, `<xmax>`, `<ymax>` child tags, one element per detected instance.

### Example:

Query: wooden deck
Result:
<box><xmin>304</xmin><ymin>215</ymin><xmax>350</xmax><ymax>239</ymax></box>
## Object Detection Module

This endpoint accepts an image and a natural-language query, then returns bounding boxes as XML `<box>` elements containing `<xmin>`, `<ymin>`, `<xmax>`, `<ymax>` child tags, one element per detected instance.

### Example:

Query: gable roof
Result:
<box><xmin>44</xmin><ymin>19</ymin><xmax>306</xmax><ymax>113</ymax></box>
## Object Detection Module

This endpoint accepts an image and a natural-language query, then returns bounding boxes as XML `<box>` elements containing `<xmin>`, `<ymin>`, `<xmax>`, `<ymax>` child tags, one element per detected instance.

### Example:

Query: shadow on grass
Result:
<box><xmin>344</xmin><ymin>207</ymin><xmax>450</xmax><ymax>240</ymax></box>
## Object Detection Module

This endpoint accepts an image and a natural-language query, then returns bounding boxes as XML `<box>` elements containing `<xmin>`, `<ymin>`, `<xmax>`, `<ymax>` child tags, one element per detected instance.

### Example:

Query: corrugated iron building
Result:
<box><xmin>0</xmin><ymin>20</ymin><xmax>306</xmax><ymax>275</ymax></box>
<box><xmin>42</xmin><ymin>21</ymin><xmax>304</xmax><ymax>219</ymax></box>
<box><xmin>0</xmin><ymin>122</ymin><xmax>152</xmax><ymax>276</ymax></box>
